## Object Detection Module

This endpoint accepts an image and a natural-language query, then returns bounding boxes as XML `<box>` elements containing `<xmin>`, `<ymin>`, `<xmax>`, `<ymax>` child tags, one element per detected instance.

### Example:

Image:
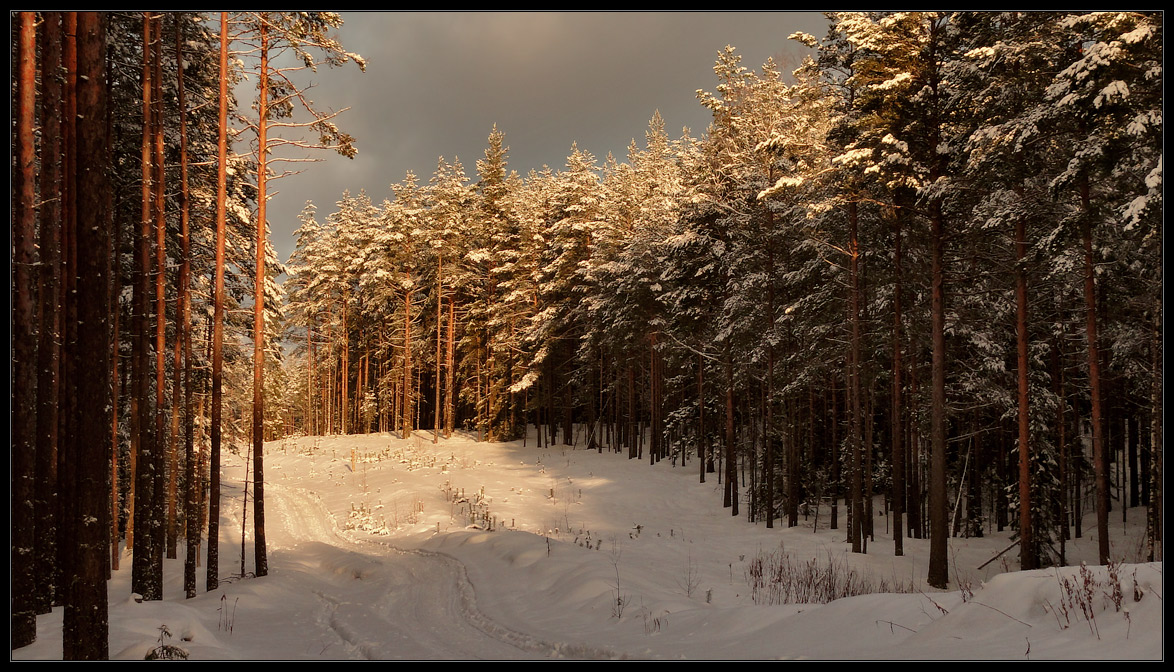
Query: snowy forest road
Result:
<box><xmin>265</xmin><ymin>480</ymin><xmax>616</xmax><ymax>659</ymax></box>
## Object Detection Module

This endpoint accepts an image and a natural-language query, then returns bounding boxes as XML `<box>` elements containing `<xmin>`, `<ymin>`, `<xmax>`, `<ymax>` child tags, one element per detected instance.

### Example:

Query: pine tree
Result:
<box><xmin>234</xmin><ymin>10</ymin><xmax>363</xmax><ymax>577</ymax></box>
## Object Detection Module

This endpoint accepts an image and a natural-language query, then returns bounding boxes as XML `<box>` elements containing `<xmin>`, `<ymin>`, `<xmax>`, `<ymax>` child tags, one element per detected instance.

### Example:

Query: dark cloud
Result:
<box><xmin>264</xmin><ymin>11</ymin><xmax>830</xmax><ymax>262</ymax></box>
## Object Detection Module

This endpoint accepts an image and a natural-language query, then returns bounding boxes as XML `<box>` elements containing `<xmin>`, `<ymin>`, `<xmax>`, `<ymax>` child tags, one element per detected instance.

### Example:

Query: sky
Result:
<box><xmin>15</xmin><ymin>429</ymin><xmax>1161</xmax><ymax>660</ymax></box>
<box><xmin>259</xmin><ymin>11</ymin><xmax>833</xmax><ymax>263</ymax></box>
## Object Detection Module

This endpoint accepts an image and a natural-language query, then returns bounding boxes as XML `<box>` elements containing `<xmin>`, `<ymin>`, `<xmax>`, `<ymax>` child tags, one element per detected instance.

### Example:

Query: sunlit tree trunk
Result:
<box><xmin>151</xmin><ymin>11</ymin><xmax>169</xmax><ymax>577</ymax></box>
<box><xmin>435</xmin><ymin>255</ymin><xmax>443</xmax><ymax>443</ymax></box>
<box><xmin>445</xmin><ymin>298</ymin><xmax>456</xmax><ymax>437</ymax></box>
<box><xmin>176</xmin><ymin>18</ymin><xmax>199</xmax><ymax>598</ymax></box>
<box><xmin>403</xmin><ymin>275</ymin><xmax>413</xmax><ymax>439</ymax></box>
<box><xmin>253</xmin><ymin>14</ymin><xmax>270</xmax><ymax>578</ymax></box>
<box><xmin>207</xmin><ymin>10</ymin><xmax>230</xmax><ymax>593</ymax></box>
<box><xmin>12</xmin><ymin>10</ymin><xmax>39</xmax><ymax>649</ymax></box>
<box><xmin>132</xmin><ymin>10</ymin><xmax>161</xmax><ymax>602</ymax></box>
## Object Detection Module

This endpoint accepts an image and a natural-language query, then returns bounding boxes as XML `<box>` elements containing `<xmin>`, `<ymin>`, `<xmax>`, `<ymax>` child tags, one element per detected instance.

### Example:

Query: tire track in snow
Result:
<box><xmin>269</xmin><ymin>480</ymin><xmax>624</xmax><ymax>659</ymax></box>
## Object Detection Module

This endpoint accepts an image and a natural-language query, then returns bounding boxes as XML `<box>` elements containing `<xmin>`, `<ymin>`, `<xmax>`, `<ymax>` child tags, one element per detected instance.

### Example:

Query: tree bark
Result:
<box><xmin>445</xmin><ymin>298</ymin><xmax>456</xmax><ymax>437</ymax></box>
<box><xmin>132</xmin><ymin>10</ymin><xmax>160</xmax><ymax>603</ymax></box>
<box><xmin>1079</xmin><ymin>176</ymin><xmax>1110</xmax><ymax>565</ymax></box>
<box><xmin>1015</xmin><ymin>214</ymin><xmax>1036</xmax><ymax>570</ymax></box>
<box><xmin>57</xmin><ymin>12</ymin><xmax>80</xmax><ymax>611</ymax></box>
<box><xmin>435</xmin><ymin>255</ymin><xmax>443</xmax><ymax>442</ymax></box>
<box><xmin>927</xmin><ymin>201</ymin><xmax>949</xmax><ymax>589</ymax></box>
<box><xmin>63</xmin><ymin>12</ymin><xmax>111</xmax><ymax>658</ymax></box>
<box><xmin>176</xmin><ymin>17</ymin><xmax>199</xmax><ymax>598</ymax></box>
<box><xmin>253</xmin><ymin>13</ymin><xmax>270</xmax><ymax>578</ymax></box>
<box><xmin>403</xmin><ymin>275</ymin><xmax>413</xmax><ymax>439</ymax></box>
<box><xmin>849</xmin><ymin>200</ymin><xmax>864</xmax><ymax>554</ymax></box>
<box><xmin>207</xmin><ymin>10</ymin><xmax>230</xmax><ymax>592</ymax></box>
<box><xmin>12</xmin><ymin>10</ymin><xmax>40</xmax><ymax>649</ymax></box>
<box><xmin>725</xmin><ymin>345</ymin><xmax>738</xmax><ymax>517</ymax></box>
<box><xmin>1146</xmin><ymin>302</ymin><xmax>1161</xmax><ymax>561</ymax></box>
<box><xmin>151</xmin><ymin>11</ymin><xmax>168</xmax><ymax>579</ymax></box>
<box><xmin>891</xmin><ymin>208</ymin><xmax>905</xmax><ymax>557</ymax></box>
<box><xmin>35</xmin><ymin>9</ymin><xmax>65</xmax><ymax>612</ymax></box>
<box><xmin>698</xmin><ymin>354</ymin><xmax>706</xmax><ymax>484</ymax></box>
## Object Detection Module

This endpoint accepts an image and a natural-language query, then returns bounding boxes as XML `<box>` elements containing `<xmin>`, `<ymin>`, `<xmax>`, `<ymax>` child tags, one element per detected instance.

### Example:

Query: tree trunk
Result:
<box><xmin>1146</xmin><ymin>303</ymin><xmax>1161</xmax><ymax>561</ymax></box>
<box><xmin>207</xmin><ymin>10</ymin><xmax>230</xmax><ymax>593</ymax></box>
<box><xmin>63</xmin><ymin>13</ymin><xmax>111</xmax><ymax>657</ymax></box>
<box><xmin>445</xmin><ymin>298</ymin><xmax>456</xmax><ymax>437</ymax></box>
<box><xmin>12</xmin><ymin>10</ymin><xmax>39</xmax><ymax>649</ymax></box>
<box><xmin>176</xmin><ymin>19</ymin><xmax>199</xmax><ymax>599</ymax></box>
<box><xmin>1079</xmin><ymin>176</ymin><xmax>1110</xmax><ymax>565</ymax></box>
<box><xmin>890</xmin><ymin>208</ymin><xmax>905</xmax><ymax>555</ymax></box>
<box><xmin>830</xmin><ymin>379</ymin><xmax>840</xmax><ymax>531</ymax></box>
<box><xmin>435</xmin><ymin>255</ymin><xmax>443</xmax><ymax>443</ymax></box>
<box><xmin>403</xmin><ymin>278</ymin><xmax>413</xmax><ymax>439</ymax></box>
<box><xmin>151</xmin><ymin>12</ymin><xmax>168</xmax><ymax>580</ymax></box>
<box><xmin>57</xmin><ymin>12</ymin><xmax>80</xmax><ymax>610</ymax></box>
<box><xmin>1015</xmin><ymin>215</ymin><xmax>1036</xmax><ymax>570</ymax></box>
<box><xmin>725</xmin><ymin>345</ymin><xmax>738</xmax><ymax>517</ymax></box>
<box><xmin>927</xmin><ymin>201</ymin><xmax>949</xmax><ymax>589</ymax></box>
<box><xmin>253</xmin><ymin>14</ymin><xmax>270</xmax><ymax>578</ymax></box>
<box><xmin>849</xmin><ymin>201</ymin><xmax>863</xmax><ymax>554</ymax></box>
<box><xmin>698</xmin><ymin>354</ymin><xmax>706</xmax><ymax>484</ymax></box>
<box><xmin>766</xmin><ymin>227</ymin><xmax>776</xmax><ymax>529</ymax></box>
<box><xmin>341</xmin><ymin>304</ymin><xmax>349</xmax><ymax>435</ymax></box>
<box><xmin>35</xmin><ymin>10</ymin><xmax>65</xmax><ymax>612</ymax></box>
<box><xmin>132</xmin><ymin>11</ymin><xmax>161</xmax><ymax>603</ymax></box>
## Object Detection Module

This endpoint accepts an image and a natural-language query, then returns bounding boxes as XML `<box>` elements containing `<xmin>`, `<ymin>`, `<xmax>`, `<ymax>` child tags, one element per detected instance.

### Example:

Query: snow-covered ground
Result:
<box><xmin>16</xmin><ymin>430</ymin><xmax>1163</xmax><ymax>660</ymax></box>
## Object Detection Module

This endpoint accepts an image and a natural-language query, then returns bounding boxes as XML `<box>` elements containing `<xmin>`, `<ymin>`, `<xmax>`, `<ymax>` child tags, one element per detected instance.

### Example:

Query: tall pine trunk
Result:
<box><xmin>63</xmin><ymin>12</ymin><xmax>111</xmax><ymax>657</ymax></box>
<box><xmin>37</xmin><ymin>9</ymin><xmax>65</xmax><ymax>610</ymax></box>
<box><xmin>1146</xmin><ymin>303</ymin><xmax>1161</xmax><ymax>561</ymax></box>
<box><xmin>176</xmin><ymin>19</ymin><xmax>199</xmax><ymax>598</ymax></box>
<box><xmin>132</xmin><ymin>11</ymin><xmax>161</xmax><ymax>603</ymax></box>
<box><xmin>253</xmin><ymin>15</ymin><xmax>270</xmax><ymax>578</ymax></box>
<box><xmin>435</xmin><ymin>255</ymin><xmax>443</xmax><ymax>443</ymax></box>
<box><xmin>151</xmin><ymin>12</ymin><xmax>168</xmax><ymax>580</ymax></box>
<box><xmin>927</xmin><ymin>201</ymin><xmax>949</xmax><ymax>589</ymax></box>
<box><xmin>58</xmin><ymin>13</ymin><xmax>80</xmax><ymax>610</ymax></box>
<box><xmin>891</xmin><ymin>208</ymin><xmax>905</xmax><ymax>557</ymax></box>
<box><xmin>207</xmin><ymin>10</ymin><xmax>230</xmax><ymax>592</ymax></box>
<box><xmin>848</xmin><ymin>201</ymin><xmax>864</xmax><ymax>554</ymax></box>
<box><xmin>1079</xmin><ymin>176</ymin><xmax>1110</xmax><ymax>565</ymax></box>
<box><xmin>724</xmin><ymin>345</ymin><xmax>738</xmax><ymax>517</ymax></box>
<box><xmin>12</xmin><ymin>10</ymin><xmax>39</xmax><ymax>649</ymax></box>
<box><xmin>1015</xmin><ymin>214</ymin><xmax>1036</xmax><ymax>570</ymax></box>
<box><xmin>445</xmin><ymin>299</ymin><xmax>456</xmax><ymax>437</ymax></box>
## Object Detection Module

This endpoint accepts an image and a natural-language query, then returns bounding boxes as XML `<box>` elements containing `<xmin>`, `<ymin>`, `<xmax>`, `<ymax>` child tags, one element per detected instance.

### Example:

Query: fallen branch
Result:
<box><xmin>977</xmin><ymin>539</ymin><xmax>1020</xmax><ymax>570</ymax></box>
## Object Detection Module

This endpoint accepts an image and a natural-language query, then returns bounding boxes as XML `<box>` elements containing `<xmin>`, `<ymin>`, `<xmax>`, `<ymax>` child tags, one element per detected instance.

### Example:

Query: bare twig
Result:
<box><xmin>876</xmin><ymin>619</ymin><xmax>917</xmax><ymax>634</ymax></box>
<box><xmin>970</xmin><ymin>600</ymin><xmax>1032</xmax><ymax>627</ymax></box>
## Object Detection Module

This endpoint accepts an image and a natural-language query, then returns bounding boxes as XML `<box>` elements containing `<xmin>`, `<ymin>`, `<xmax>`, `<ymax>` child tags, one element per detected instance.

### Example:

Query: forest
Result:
<box><xmin>9</xmin><ymin>11</ymin><xmax>1162</xmax><ymax>659</ymax></box>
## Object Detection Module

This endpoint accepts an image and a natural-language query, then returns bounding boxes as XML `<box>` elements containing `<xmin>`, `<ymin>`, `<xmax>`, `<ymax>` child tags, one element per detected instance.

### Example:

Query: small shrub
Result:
<box><xmin>744</xmin><ymin>546</ymin><xmax>919</xmax><ymax>605</ymax></box>
<box><xmin>145</xmin><ymin>624</ymin><xmax>189</xmax><ymax>661</ymax></box>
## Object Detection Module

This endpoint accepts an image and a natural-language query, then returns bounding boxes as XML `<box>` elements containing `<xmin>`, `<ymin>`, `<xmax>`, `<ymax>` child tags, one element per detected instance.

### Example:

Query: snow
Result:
<box><xmin>1094</xmin><ymin>80</ymin><xmax>1129</xmax><ymax>108</ymax></box>
<box><xmin>16</xmin><ymin>431</ymin><xmax>1162</xmax><ymax>660</ymax></box>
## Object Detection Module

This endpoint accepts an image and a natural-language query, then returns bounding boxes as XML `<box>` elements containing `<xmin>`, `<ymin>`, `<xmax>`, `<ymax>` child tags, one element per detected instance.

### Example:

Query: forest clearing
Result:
<box><xmin>11</xmin><ymin>11</ymin><xmax>1161</xmax><ymax>659</ymax></box>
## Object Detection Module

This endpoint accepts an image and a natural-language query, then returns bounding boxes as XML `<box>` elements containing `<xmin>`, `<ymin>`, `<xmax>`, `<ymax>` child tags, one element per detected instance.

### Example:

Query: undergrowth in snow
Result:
<box><xmin>15</xmin><ymin>430</ymin><xmax>1162</xmax><ymax>660</ymax></box>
